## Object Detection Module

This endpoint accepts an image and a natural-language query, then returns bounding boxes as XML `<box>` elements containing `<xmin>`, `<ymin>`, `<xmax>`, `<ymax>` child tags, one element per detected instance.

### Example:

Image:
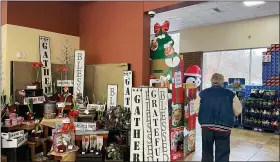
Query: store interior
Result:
<box><xmin>1</xmin><ymin>1</ymin><xmax>279</xmax><ymax>162</ymax></box>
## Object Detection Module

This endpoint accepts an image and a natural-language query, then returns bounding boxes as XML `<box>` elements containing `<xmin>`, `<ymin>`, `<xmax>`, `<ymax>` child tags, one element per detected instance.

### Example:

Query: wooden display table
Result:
<box><xmin>27</xmin><ymin>138</ymin><xmax>48</xmax><ymax>162</ymax></box>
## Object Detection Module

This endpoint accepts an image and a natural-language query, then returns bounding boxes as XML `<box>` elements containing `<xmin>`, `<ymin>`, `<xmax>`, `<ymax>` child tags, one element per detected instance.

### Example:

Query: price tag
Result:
<box><xmin>174</xmin><ymin>71</ymin><xmax>182</xmax><ymax>88</ymax></box>
<box><xmin>189</xmin><ymin>99</ymin><xmax>195</xmax><ymax>116</ymax></box>
<box><xmin>57</xmin><ymin>102</ymin><xmax>65</xmax><ymax>107</ymax></box>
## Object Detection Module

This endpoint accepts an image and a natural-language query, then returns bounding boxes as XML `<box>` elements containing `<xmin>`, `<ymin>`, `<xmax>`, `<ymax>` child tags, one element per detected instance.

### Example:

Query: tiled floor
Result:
<box><xmin>185</xmin><ymin>122</ymin><xmax>280</xmax><ymax>161</ymax></box>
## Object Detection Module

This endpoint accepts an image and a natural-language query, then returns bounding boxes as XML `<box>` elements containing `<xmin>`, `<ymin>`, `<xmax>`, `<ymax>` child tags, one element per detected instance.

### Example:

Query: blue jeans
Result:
<box><xmin>201</xmin><ymin>128</ymin><xmax>230</xmax><ymax>162</ymax></box>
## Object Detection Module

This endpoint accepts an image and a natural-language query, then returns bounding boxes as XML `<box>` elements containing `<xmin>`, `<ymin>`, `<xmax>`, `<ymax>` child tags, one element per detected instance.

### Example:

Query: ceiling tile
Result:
<box><xmin>150</xmin><ymin>1</ymin><xmax>278</xmax><ymax>32</ymax></box>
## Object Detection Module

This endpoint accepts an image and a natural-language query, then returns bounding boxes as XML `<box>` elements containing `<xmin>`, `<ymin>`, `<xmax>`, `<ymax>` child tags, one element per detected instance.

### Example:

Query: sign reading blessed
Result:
<box><xmin>73</xmin><ymin>50</ymin><xmax>85</xmax><ymax>97</ymax></box>
<box><xmin>130</xmin><ymin>88</ymin><xmax>144</xmax><ymax>162</ymax></box>
<box><xmin>123</xmin><ymin>71</ymin><xmax>132</xmax><ymax>111</ymax></box>
<box><xmin>142</xmin><ymin>88</ymin><xmax>153</xmax><ymax>161</ymax></box>
<box><xmin>107</xmin><ymin>84</ymin><xmax>117</xmax><ymax>109</ymax></box>
<box><xmin>158</xmin><ymin>88</ymin><xmax>171</xmax><ymax>161</ymax></box>
<box><xmin>130</xmin><ymin>87</ymin><xmax>171</xmax><ymax>162</ymax></box>
<box><xmin>39</xmin><ymin>36</ymin><xmax>52</xmax><ymax>94</ymax></box>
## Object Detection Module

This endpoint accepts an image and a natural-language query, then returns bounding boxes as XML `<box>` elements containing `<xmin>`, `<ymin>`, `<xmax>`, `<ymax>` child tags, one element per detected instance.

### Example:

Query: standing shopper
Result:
<box><xmin>194</xmin><ymin>73</ymin><xmax>242</xmax><ymax>162</ymax></box>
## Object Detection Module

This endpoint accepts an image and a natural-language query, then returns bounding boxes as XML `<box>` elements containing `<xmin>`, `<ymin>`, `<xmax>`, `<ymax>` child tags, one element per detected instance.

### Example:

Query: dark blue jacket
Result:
<box><xmin>198</xmin><ymin>85</ymin><xmax>235</xmax><ymax>130</ymax></box>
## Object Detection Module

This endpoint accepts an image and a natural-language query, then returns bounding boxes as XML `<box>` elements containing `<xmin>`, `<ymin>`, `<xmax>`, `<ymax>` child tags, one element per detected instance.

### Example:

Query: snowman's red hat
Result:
<box><xmin>184</xmin><ymin>65</ymin><xmax>201</xmax><ymax>77</ymax></box>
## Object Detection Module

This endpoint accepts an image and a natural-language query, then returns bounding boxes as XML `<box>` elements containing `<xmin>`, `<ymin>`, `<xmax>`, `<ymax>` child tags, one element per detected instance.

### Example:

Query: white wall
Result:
<box><xmin>180</xmin><ymin>15</ymin><xmax>279</xmax><ymax>52</ymax></box>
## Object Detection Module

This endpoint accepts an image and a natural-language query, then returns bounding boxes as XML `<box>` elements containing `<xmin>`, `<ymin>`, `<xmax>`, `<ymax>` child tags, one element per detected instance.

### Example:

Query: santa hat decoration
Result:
<box><xmin>184</xmin><ymin>65</ymin><xmax>201</xmax><ymax>78</ymax></box>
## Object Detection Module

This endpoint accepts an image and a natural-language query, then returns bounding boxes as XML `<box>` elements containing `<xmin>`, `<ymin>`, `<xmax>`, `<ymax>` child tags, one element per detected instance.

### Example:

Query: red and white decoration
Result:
<box><xmin>184</xmin><ymin>65</ymin><xmax>201</xmax><ymax>88</ymax></box>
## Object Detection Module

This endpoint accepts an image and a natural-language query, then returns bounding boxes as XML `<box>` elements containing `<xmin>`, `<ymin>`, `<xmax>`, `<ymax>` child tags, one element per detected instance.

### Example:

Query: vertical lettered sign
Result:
<box><xmin>142</xmin><ymin>88</ymin><xmax>153</xmax><ymax>161</ymax></box>
<box><xmin>107</xmin><ymin>84</ymin><xmax>117</xmax><ymax>110</ymax></box>
<box><xmin>159</xmin><ymin>88</ymin><xmax>171</xmax><ymax>161</ymax></box>
<box><xmin>123</xmin><ymin>71</ymin><xmax>132</xmax><ymax>111</ymax></box>
<box><xmin>149</xmin><ymin>88</ymin><xmax>163</xmax><ymax>161</ymax></box>
<box><xmin>73</xmin><ymin>50</ymin><xmax>85</xmax><ymax>97</ymax></box>
<box><xmin>39</xmin><ymin>36</ymin><xmax>52</xmax><ymax>94</ymax></box>
<box><xmin>130</xmin><ymin>88</ymin><xmax>143</xmax><ymax>162</ymax></box>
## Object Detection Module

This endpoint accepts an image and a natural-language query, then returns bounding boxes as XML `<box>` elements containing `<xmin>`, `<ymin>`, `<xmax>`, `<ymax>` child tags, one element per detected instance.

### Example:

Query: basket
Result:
<box><xmin>44</xmin><ymin>113</ymin><xmax>56</xmax><ymax>119</ymax></box>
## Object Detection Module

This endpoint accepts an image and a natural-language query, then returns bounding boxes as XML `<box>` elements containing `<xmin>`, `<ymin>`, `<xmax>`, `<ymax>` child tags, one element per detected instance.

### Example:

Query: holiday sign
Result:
<box><xmin>130</xmin><ymin>88</ymin><xmax>144</xmax><ymax>162</ymax></box>
<box><xmin>158</xmin><ymin>88</ymin><xmax>171</xmax><ymax>161</ymax></box>
<box><xmin>73</xmin><ymin>50</ymin><xmax>85</xmax><ymax>97</ymax></box>
<box><xmin>107</xmin><ymin>84</ymin><xmax>117</xmax><ymax>110</ymax></box>
<box><xmin>123</xmin><ymin>71</ymin><xmax>132</xmax><ymax>111</ymax></box>
<box><xmin>142</xmin><ymin>87</ymin><xmax>153</xmax><ymax>161</ymax></box>
<box><xmin>130</xmin><ymin>87</ymin><xmax>171</xmax><ymax>162</ymax></box>
<box><xmin>39</xmin><ymin>36</ymin><xmax>52</xmax><ymax>94</ymax></box>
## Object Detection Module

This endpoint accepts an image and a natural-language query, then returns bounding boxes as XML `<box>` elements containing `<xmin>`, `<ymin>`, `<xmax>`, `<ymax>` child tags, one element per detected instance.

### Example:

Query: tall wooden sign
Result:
<box><xmin>73</xmin><ymin>50</ymin><xmax>85</xmax><ymax>97</ymax></box>
<box><xmin>149</xmin><ymin>88</ymin><xmax>163</xmax><ymax>161</ymax></box>
<box><xmin>159</xmin><ymin>88</ymin><xmax>171</xmax><ymax>161</ymax></box>
<box><xmin>142</xmin><ymin>88</ymin><xmax>153</xmax><ymax>161</ymax></box>
<box><xmin>107</xmin><ymin>84</ymin><xmax>117</xmax><ymax>109</ymax></box>
<box><xmin>130</xmin><ymin>88</ymin><xmax>143</xmax><ymax>162</ymax></box>
<box><xmin>39</xmin><ymin>36</ymin><xmax>52</xmax><ymax>94</ymax></box>
<box><xmin>130</xmin><ymin>87</ymin><xmax>171</xmax><ymax>161</ymax></box>
<box><xmin>123</xmin><ymin>71</ymin><xmax>132</xmax><ymax>111</ymax></box>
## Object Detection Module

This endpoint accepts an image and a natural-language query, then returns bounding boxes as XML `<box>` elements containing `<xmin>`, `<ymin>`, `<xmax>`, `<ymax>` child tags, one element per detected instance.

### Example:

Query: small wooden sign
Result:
<box><xmin>123</xmin><ymin>71</ymin><xmax>132</xmax><ymax>111</ymax></box>
<box><xmin>149</xmin><ymin>88</ymin><xmax>163</xmax><ymax>161</ymax></box>
<box><xmin>57</xmin><ymin>80</ymin><xmax>74</xmax><ymax>87</ymax></box>
<box><xmin>141</xmin><ymin>87</ymin><xmax>153</xmax><ymax>161</ymax></box>
<box><xmin>55</xmin><ymin>122</ymin><xmax>96</xmax><ymax>131</ymax></box>
<box><xmin>130</xmin><ymin>88</ymin><xmax>143</xmax><ymax>162</ymax></box>
<box><xmin>73</xmin><ymin>50</ymin><xmax>85</xmax><ymax>97</ymax></box>
<box><xmin>23</xmin><ymin>96</ymin><xmax>45</xmax><ymax>105</ymax></box>
<box><xmin>39</xmin><ymin>36</ymin><xmax>53</xmax><ymax>94</ymax></box>
<box><xmin>107</xmin><ymin>84</ymin><xmax>117</xmax><ymax>110</ymax></box>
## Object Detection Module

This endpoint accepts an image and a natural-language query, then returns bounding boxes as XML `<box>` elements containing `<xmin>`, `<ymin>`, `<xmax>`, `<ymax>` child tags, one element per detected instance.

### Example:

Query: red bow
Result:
<box><xmin>154</xmin><ymin>21</ymin><xmax>170</xmax><ymax>35</ymax></box>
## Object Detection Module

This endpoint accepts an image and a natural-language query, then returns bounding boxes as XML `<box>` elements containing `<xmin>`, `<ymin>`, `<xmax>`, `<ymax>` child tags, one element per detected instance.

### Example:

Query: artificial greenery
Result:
<box><xmin>27</xmin><ymin>98</ymin><xmax>33</xmax><ymax>113</ymax></box>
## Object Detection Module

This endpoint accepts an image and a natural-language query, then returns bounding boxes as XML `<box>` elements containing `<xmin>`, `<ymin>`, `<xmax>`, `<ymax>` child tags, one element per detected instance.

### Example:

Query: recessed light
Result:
<box><xmin>243</xmin><ymin>1</ymin><xmax>266</xmax><ymax>7</ymax></box>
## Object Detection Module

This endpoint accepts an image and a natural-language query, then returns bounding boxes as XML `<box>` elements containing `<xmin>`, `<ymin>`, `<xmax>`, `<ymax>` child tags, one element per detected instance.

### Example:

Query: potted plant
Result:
<box><xmin>68</xmin><ymin>97</ymin><xmax>79</xmax><ymax>119</ymax></box>
<box><xmin>57</xmin><ymin>134</ymin><xmax>67</xmax><ymax>153</ymax></box>
<box><xmin>31</xmin><ymin>125</ymin><xmax>42</xmax><ymax>140</ymax></box>
<box><xmin>106</xmin><ymin>144</ymin><xmax>122</xmax><ymax>161</ymax></box>
<box><xmin>27</xmin><ymin>98</ymin><xmax>34</xmax><ymax>120</ymax></box>
<box><xmin>31</xmin><ymin>62</ymin><xmax>44</xmax><ymax>88</ymax></box>
<box><xmin>96</xmin><ymin>105</ymin><xmax>105</xmax><ymax>130</ymax></box>
<box><xmin>115</xmin><ymin>133</ymin><xmax>125</xmax><ymax>145</ymax></box>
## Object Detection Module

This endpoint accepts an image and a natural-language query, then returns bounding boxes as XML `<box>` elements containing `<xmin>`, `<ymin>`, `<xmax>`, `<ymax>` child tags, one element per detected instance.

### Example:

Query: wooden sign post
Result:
<box><xmin>107</xmin><ymin>85</ymin><xmax>117</xmax><ymax>109</ymax></box>
<box><xmin>130</xmin><ymin>88</ymin><xmax>143</xmax><ymax>162</ymax></box>
<box><xmin>142</xmin><ymin>88</ymin><xmax>153</xmax><ymax>161</ymax></box>
<box><xmin>39</xmin><ymin>36</ymin><xmax>52</xmax><ymax>94</ymax></box>
<box><xmin>73</xmin><ymin>50</ymin><xmax>85</xmax><ymax>97</ymax></box>
<box><xmin>123</xmin><ymin>71</ymin><xmax>132</xmax><ymax>111</ymax></box>
<box><xmin>130</xmin><ymin>87</ymin><xmax>171</xmax><ymax>162</ymax></box>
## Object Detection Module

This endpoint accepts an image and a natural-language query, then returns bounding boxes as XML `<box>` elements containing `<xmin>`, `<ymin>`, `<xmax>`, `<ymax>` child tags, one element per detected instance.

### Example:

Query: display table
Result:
<box><xmin>48</xmin><ymin>147</ymin><xmax>78</xmax><ymax>162</ymax></box>
<box><xmin>27</xmin><ymin>138</ymin><xmax>48</xmax><ymax>162</ymax></box>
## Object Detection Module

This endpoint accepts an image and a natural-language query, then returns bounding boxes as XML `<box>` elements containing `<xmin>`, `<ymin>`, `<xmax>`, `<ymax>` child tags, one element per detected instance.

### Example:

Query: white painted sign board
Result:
<box><xmin>130</xmin><ymin>88</ymin><xmax>143</xmax><ymax>162</ymax></box>
<box><xmin>107</xmin><ymin>84</ymin><xmax>117</xmax><ymax>109</ymax></box>
<box><xmin>57</xmin><ymin>80</ymin><xmax>74</xmax><ymax>87</ymax></box>
<box><xmin>158</xmin><ymin>88</ymin><xmax>171</xmax><ymax>161</ymax></box>
<box><xmin>141</xmin><ymin>88</ymin><xmax>153</xmax><ymax>161</ymax></box>
<box><xmin>149</xmin><ymin>88</ymin><xmax>163</xmax><ymax>161</ymax></box>
<box><xmin>123</xmin><ymin>71</ymin><xmax>132</xmax><ymax>111</ymax></box>
<box><xmin>39</xmin><ymin>36</ymin><xmax>52</xmax><ymax>94</ymax></box>
<box><xmin>73</xmin><ymin>50</ymin><xmax>85</xmax><ymax>97</ymax></box>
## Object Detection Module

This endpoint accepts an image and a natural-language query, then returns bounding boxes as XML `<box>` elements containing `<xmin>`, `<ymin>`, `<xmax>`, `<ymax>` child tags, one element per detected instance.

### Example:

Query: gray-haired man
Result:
<box><xmin>194</xmin><ymin>73</ymin><xmax>242</xmax><ymax>162</ymax></box>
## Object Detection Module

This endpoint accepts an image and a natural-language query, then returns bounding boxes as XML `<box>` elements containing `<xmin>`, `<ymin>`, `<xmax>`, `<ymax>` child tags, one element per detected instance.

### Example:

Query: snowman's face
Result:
<box><xmin>185</xmin><ymin>76</ymin><xmax>201</xmax><ymax>88</ymax></box>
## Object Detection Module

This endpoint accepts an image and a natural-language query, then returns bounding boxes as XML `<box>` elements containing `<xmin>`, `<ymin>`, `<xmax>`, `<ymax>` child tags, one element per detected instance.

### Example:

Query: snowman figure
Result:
<box><xmin>184</xmin><ymin>65</ymin><xmax>202</xmax><ymax>89</ymax></box>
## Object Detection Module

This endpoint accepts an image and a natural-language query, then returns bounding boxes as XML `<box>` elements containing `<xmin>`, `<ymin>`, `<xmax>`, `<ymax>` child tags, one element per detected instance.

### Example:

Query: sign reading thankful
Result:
<box><xmin>123</xmin><ymin>71</ymin><xmax>132</xmax><ymax>111</ymax></box>
<box><xmin>130</xmin><ymin>88</ymin><xmax>144</xmax><ymax>162</ymax></box>
<box><xmin>73</xmin><ymin>50</ymin><xmax>85</xmax><ymax>97</ymax></box>
<box><xmin>107</xmin><ymin>84</ymin><xmax>117</xmax><ymax>110</ymax></box>
<box><xmin>39</xmin><ymin>36</ymin><xmax>52</xmax><ymax>94</ymax></box>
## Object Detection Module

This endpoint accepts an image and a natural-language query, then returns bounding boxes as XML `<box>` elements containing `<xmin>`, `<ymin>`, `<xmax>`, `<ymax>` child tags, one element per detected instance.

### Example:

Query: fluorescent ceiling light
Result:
<box><xmin>243</xmin><ymin>1</ymin><xmax>266</xmax><ymax>7</ymax></box>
